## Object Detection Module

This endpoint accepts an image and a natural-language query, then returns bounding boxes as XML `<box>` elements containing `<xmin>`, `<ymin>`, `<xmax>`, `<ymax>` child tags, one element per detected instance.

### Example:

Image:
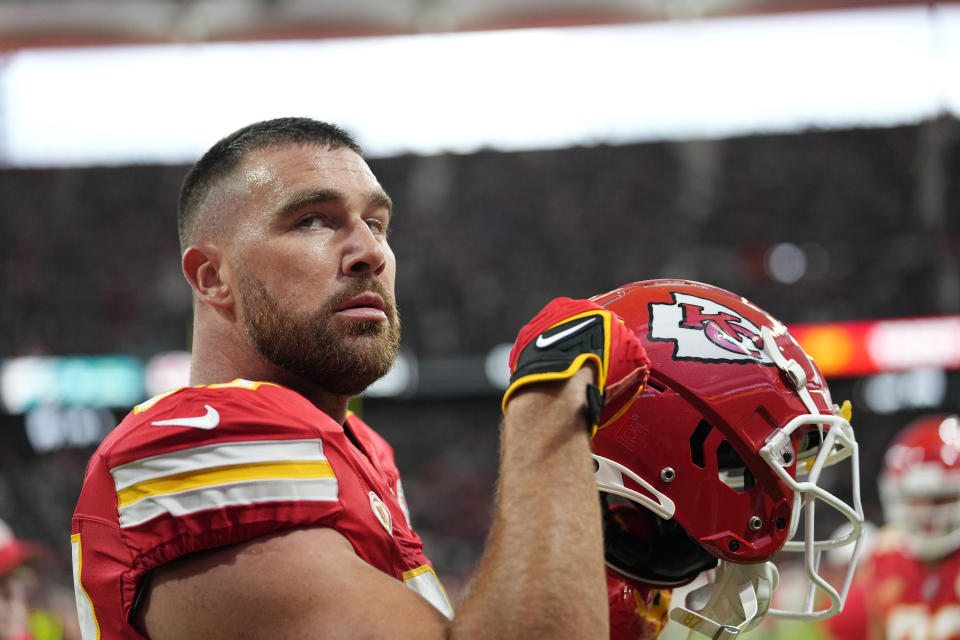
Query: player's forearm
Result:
<box><xmin>452</xmin><ymin>369</ymin><xmax>608</xmax><ymax>640</ymax></box>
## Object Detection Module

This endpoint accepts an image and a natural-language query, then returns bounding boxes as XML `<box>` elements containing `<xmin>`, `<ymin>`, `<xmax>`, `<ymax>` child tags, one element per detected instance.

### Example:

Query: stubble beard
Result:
<box><xmin>238</xmin><ymin>273</ymin><xmax>401</xmax><ymax>396</ymax></box>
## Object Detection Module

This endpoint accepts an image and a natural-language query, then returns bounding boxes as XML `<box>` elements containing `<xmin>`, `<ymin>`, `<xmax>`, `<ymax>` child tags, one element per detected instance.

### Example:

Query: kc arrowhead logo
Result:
<box><xmin>650</xmin><ymin>292</ymin><xmax>773</xmax><ymax>365</ymax></box>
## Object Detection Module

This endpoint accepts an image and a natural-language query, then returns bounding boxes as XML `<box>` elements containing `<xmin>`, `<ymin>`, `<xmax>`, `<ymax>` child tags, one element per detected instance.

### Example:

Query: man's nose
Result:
<box><xmin>342</xmin><ymin>223</ymin><xmax>387</xmax><ymax>276</ymax></box>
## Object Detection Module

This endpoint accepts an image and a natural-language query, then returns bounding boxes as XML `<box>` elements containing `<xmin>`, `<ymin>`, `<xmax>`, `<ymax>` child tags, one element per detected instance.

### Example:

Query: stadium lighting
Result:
<box><xmin>0</xmin><ymin>4</ymin><xmax>958</xmax><ymax>167</ymax></box>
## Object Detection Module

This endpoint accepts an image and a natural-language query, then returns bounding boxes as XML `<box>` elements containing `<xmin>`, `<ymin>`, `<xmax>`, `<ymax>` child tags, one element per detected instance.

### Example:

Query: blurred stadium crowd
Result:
<box><xmin>1</xmin><ymin>116</ymin><xmax>959</xmax><ymax>637</ymax></box>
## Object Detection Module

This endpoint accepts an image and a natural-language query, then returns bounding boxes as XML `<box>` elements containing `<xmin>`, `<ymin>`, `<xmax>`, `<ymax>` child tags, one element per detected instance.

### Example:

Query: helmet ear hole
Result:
<box><xmin>689</xmin><ymin>420</ymin><xmax>757</xmax><ymax>492</ymax></box>
<box><xmin>717</xmin><ymin>440</ymin><xmax>756</xmax><ymax>493</ymax></box>
<box><xmin>689</xmin><ymin>420</ymin><xmax>712</xmax><ymax>469</ymax></box>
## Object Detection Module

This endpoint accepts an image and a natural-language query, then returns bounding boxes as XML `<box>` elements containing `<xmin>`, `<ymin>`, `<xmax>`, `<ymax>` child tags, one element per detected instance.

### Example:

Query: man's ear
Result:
<box><xmin>182</xmin><ymin>245</ymin><xmax>233</xmax><ymax>309</ymax></box>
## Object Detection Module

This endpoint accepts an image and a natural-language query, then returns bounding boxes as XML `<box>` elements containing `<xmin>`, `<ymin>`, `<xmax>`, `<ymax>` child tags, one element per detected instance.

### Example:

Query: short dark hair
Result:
<box><xmin>177</xmin><ymin>117</ymin><xmax>363</xmax><ymax>251</ymax></box>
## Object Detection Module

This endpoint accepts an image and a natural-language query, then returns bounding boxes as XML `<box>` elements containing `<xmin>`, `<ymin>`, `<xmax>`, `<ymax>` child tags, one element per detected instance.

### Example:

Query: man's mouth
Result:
<box><xmin>334</xmin><ymin>292</ymin><xmax>389</xmax><ymax>321</ymax></box>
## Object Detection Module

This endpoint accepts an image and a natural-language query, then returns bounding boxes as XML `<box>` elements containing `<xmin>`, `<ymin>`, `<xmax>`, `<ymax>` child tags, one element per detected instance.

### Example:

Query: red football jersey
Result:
<box><xmin>71</xmin><ymin>379</ymin><xmax>452</xmax><ymax>640</ymax></box>
<box><xmin>607</xmin><ymin>570</ymin><xmax>671</xmax><ymax>640</ymax></box>
<box><xmin>825</xmin><ymin>526</ymin><xmax>960</xmax><ymax>640</ymax></box>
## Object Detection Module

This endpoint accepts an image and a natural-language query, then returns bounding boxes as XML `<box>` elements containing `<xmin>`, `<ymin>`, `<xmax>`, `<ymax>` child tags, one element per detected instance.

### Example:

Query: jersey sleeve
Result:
<box><xmin>72</xmin><ymin>380</ymin><xmax>349</xmax><ymax>637</ymax></box>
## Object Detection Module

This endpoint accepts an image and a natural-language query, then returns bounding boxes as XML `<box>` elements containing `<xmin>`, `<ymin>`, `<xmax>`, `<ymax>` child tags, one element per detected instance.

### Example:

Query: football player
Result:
<box><xmin>0</xmin><ymin>518</ymin><xmax>34</xmax><ymax>640</ymax></box>
<box><xmin>824</xmin><ymin>413</ymin><xmax>960</xmax><ymax>640</ymax></box>
<box><xmin>589</xmin><ymin>280</ymin><xmax>865</xmax><ymax>640</ymax></box>
<box><xmin>71</xmin><ymin>117</ymin><xmax>652</xmax><ymax>640</ymax></box>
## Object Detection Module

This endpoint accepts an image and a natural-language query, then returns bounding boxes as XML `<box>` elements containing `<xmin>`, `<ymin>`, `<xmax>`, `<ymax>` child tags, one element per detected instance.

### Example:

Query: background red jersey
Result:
<box><xmin>825</xmin><ymin>526</ymin><xmax>960</xmax><ymax>640</ymax></box>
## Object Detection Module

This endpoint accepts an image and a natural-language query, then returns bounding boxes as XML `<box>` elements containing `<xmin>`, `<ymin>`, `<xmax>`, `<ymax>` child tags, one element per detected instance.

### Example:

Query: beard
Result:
<box><xmin>238</xmin><ymin>272</ymin><xmax>401</xmax><ymax>396</ymax></box>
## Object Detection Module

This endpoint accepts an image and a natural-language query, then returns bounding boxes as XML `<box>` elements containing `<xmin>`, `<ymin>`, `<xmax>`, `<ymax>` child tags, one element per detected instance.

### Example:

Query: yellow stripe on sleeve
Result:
<box><xmin>116</xmin><ymin>460</ymin><xmax>334</xmax><ymax>507</ymax></box>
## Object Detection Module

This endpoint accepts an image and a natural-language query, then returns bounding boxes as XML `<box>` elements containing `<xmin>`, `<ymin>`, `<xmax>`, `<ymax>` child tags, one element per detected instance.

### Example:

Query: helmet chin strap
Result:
<box><xmin>669</xmin><ymin>561</ymin><xmax>779</xmax><ymax>640</ymax></box>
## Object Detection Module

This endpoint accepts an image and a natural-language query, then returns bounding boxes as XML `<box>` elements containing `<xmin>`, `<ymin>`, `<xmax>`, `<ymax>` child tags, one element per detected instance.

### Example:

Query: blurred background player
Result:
<box><xmin>0</xmin><ymin>518</ymin><xmax>34</xmax><ymax>640</ymax></box>
<box><xmin>0</xmin><ymin>518</ymin><xmax>79</xmax><ymax>640</ymax></box>
<box><xmin>823</xmin><ymin>413</ymin><xmax>960</xmax><ymax>640</ymax></box>
<box><xmin>590</xmin><ymin>280</ymin><xmax>864</xmax><ymax>640</ymax></box>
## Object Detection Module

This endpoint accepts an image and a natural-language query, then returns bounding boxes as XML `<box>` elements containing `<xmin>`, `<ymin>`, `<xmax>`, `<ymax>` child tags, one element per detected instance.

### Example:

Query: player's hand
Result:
<box><xmin>502</xmin><ymin>297</ymin><xmax>650</xmax><ymax>435</ymax></box>
<box><xmin>608</xmin><ymin>570</ymin><xmax>672</xmax><ymax>640</ymax></box>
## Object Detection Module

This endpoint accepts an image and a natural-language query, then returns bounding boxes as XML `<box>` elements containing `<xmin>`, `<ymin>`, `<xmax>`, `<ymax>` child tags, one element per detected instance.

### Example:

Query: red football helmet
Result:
<box><xmin>589</xmin><ymin>280</ymin><xmax>863</xmax><ymax>638</ymax></box>
<box><xmin>879</xmin><ymin>413</ymin><xmax>960</xmax><ymax>561</ymax></box>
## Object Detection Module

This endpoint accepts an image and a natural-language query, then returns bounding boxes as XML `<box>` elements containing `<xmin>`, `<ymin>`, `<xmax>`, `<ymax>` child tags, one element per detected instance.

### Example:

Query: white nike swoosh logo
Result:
<box><xmin>535</xmin><ymin>317</ymin><xmax>598</xmax><ymax>349</ymax></box>
<box><xmin>151</xmin><ymin>405</ymin><xmax>220</xmax><ymax>430</ymax></box>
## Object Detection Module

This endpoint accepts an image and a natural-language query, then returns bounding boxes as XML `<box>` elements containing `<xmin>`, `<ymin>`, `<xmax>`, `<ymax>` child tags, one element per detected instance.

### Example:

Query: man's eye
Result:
<box><xmin>366</xmin><ymin>219</ymin><xmax>389</xmax><ymax>235</ymax></box>
<box><xmin>296</xmin><ymin>214</ymin><xmax>325</xmax><ymax>228</ymax></box>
